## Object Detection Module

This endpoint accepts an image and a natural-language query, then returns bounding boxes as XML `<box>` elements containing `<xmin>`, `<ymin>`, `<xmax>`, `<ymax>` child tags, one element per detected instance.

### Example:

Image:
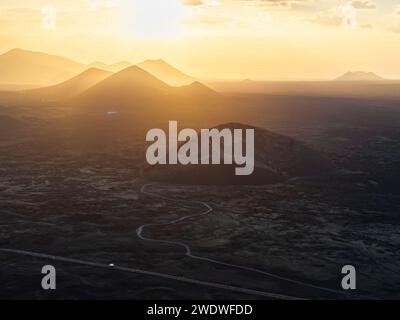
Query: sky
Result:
<box><xmin>1</xmin><ymin>0</ymin><xmax>400</xmax><ymax>79</ymax></box>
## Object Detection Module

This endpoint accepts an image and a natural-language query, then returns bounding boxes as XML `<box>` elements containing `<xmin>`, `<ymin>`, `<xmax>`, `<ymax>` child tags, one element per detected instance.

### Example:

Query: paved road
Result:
<box><xmin>0</xmin><ymin>248</ymin><xmax>300</xmax><ymax>300</ymax></box>
<box><xmin>0</xmin><ymin>183</ymin><xmax>363</xmax><ymax>299</ymax></box>
<box><xmin>138</xmin><ymin>183</ymin><xmax>362</xmax><ymax>299</ymax></box>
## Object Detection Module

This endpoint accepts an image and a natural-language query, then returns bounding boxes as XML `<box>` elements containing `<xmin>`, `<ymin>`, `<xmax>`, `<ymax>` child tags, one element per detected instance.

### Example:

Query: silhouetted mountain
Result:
<box><xmin>335</xmin><ymin>71</ymin><xmax>384</xmax><ymax>81</ymax></box>
<box><xmin>70</xmin><ymin>65</ymin><xmax>170</xmax><ymax>114</ymax></box>
<box><xmin>69</xmin><ymin>66</ymin><xmax>224</xmax><ymax>123</ymax></box>
<box><xmin>137</xmin><ymin>59</ymin><xmax>195</xmax><ymax>86</ymax></box>
<box><xmin>216</xmin><ymin>123</ymin><xmax>332</xmax><ymax>177</ymax></box>
<box><xmin>0</xmin><ymin>48</ymin><xmax>84</xmax><ymax>86</ymax></box>
<box><xmin>87</xmin><ymin>61</ymin><xmax>132</xmax><ymax>72</ymax></box>
<box><xmin>28</xmin><ymin>68</ymin><xmax>112</xmax><ymax>100</ymax></box>
<box><xmin>175</xmin><ymin>81</ymin><xmax>220</xmax><ymax>99</ymax></box>
<box><xmin>146</xmin><ymin>123</ymin><xmax>334</xmax><ymax>185</ymax></box>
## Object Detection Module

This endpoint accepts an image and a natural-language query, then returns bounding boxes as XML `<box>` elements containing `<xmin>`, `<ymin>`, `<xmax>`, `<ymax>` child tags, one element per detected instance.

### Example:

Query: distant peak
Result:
<box><xmin>107</xmin><ymin>65</ymin><xmax>163</xmax><ymax>82</ymax></box>
<box><xmin>7</xmin><ymin>48</ymin><xmax>22</xmax><ymax>52</ymax></box>
<box><xmin>183</xmin><ymin>81</ymin><xmax>219</xmax><ymax>96</ymax></box>
<box><xmin>1</xmin><ymin>48</ymin><xmax>77</xmax><ymax>63</ymax></box>
<box><xmin>188</xmin><ymin>81</ymin><xmax>203</xmax><ymax>87</ymax></box>
<box><xmin>186</xmin><ymin>81</ymin><xmax>214</xmax><ymax>91</ymax></box>
<box><xmin>136</xmin><ymin>59</ymin><xmax>194</xmax><ymax>86</ymax></box>
<box><xmin>3</xmin><ymin>48</ymin><xmax>48</xmax><ymax>55</ymax></box>
<box><xmin>3</xmin><ymin>48</ymin><xmax>28</xmax><ymax>55</ymax></box>
<box><xmin>336</xmin><ymin>71</ymin><xmax>384</xmax><ymax>81</ymax></box>
<box><xmin>82</xmin><ymin>67</ymin><xmax>110</xmax><ymax>74</ymax></box>
<box><xmin>346</xmin><ymin>71</ymin><xmax>375</xmax><ymax>75</ymax></box>
<box><xmin>119</xmin><ymin>65</ymin><xmax>148</xmax><ymax>73</ymax></box>
<box><xmin>142</xmin><ymin>59</ymin><xmax>168</xmax><ymax>65</ymax></box>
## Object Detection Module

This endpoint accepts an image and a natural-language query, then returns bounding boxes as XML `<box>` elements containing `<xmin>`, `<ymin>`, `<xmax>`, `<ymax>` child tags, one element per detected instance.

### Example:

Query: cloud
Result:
<box><xmin>87</xmin><ymin>1</ymin><xmax>116</xmax><ymax>11</ymax></box>
<box><xmin>238</xmin><ymin>0</ymin><xmax>314</xmax><ymax>9</ymax></box>
<box><xmin>389</xmin><ymin>23</ymin><xmax>400</xmax><ymax>33</ymax></box>
<box><xmin>0</xmin><ymin>7</ymin><xmax>40</xmax><ymax>21</ymax></box>
<box><xmin>385</xmin><ymin>5</ymin><xmax>400</xmax><ymax>33</ymax></box>
<box><xmin>181</xmin><ymin>0</ymin><xmax>205</xmax><ymax>5</ymax></box>
<box><xmin>392</xmin><ymin>5</ymin><xmax>400</xmax><ymax>16</ymax></box>
<box><xmin>307</xmin><ymin>10</ymin><xmax>342</xmax><ymax>26</ymax></box>
<box><xmin>181</xmin><ymin>0</ymin><xmax>220</xmax><ymax>6</ymax></box>
<box><xmin>351</xmin><ymin>1</ymin><xmax>376</xmax><ymax>10</ymax></box>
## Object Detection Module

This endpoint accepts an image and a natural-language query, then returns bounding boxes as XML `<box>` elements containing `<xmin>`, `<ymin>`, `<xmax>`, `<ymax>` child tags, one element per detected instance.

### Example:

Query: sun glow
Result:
<box><xmin>128</xmin><ymin>0</ymin><xmax>187</xmax><ymax>38</ymax></box>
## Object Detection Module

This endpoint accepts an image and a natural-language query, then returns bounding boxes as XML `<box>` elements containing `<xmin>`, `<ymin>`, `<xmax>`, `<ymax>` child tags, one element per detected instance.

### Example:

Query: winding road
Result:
<box><xmin>137</xmin><ymin>183</ymin><xmax>363</xmax><ymax>299</ymax></box>
<box><xmin>0</xmin><ymin>182</ymin><xmax>364</xmax><ymax>299</ymax></box>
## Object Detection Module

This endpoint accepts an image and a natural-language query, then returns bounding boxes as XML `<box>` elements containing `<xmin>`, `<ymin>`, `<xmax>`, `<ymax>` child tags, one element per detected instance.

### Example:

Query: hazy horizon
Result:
<box><xmin>0</xmin><ymin>47</ymin><xmax>397</xmax><ymax>82</ymax></box>
<box><xmin>1</xmin><ymin>0</ymin><xmax>400</xmax><ymax>80</ymax></box>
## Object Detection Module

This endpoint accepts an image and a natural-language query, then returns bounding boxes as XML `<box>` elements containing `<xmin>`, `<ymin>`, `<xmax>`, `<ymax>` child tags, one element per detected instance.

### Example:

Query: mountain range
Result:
<box><xmin>0</xmin><ymin>48</ymin><xmax>340</xmax><ymax>186</ymax></box>
<box><xmin>28</xmin><ymin>68</ymin><xmax>112</xmax><ymax>100</ymax></box>
<box><xmin>67</xmin><ymin>65</ymin><xmax>222</xmax><ymax>124</ymax></box>
<box><xmin>0</xmin><ymin>48</ymin><xmax>197</xmax><ymax>88</ymax></box>
<box><xmin>0</xmin><ymin>48</ymin><xmax>83</xmax><ymax>86</ymax></box>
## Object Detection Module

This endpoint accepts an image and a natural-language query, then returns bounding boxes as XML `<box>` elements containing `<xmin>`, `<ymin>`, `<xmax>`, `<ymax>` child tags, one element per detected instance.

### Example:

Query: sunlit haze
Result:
<box><xmin>1</xmin><ymin>0</ymin><xmax>400</xmax><ymax>79</ymax></box>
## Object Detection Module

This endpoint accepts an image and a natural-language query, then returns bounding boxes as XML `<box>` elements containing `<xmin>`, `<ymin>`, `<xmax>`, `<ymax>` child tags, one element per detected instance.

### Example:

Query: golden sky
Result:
<box><xmin>1</xmin><ymin>0</ymin><xmax>400</xmax><ymax>79</ymax></box>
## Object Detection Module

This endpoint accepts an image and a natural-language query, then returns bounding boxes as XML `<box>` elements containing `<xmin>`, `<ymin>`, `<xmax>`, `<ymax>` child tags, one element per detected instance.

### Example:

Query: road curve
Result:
<box><xmin>137</xmin><ymin>183</ymin><xmax>363</xmax><ymax>299</ymax></box>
